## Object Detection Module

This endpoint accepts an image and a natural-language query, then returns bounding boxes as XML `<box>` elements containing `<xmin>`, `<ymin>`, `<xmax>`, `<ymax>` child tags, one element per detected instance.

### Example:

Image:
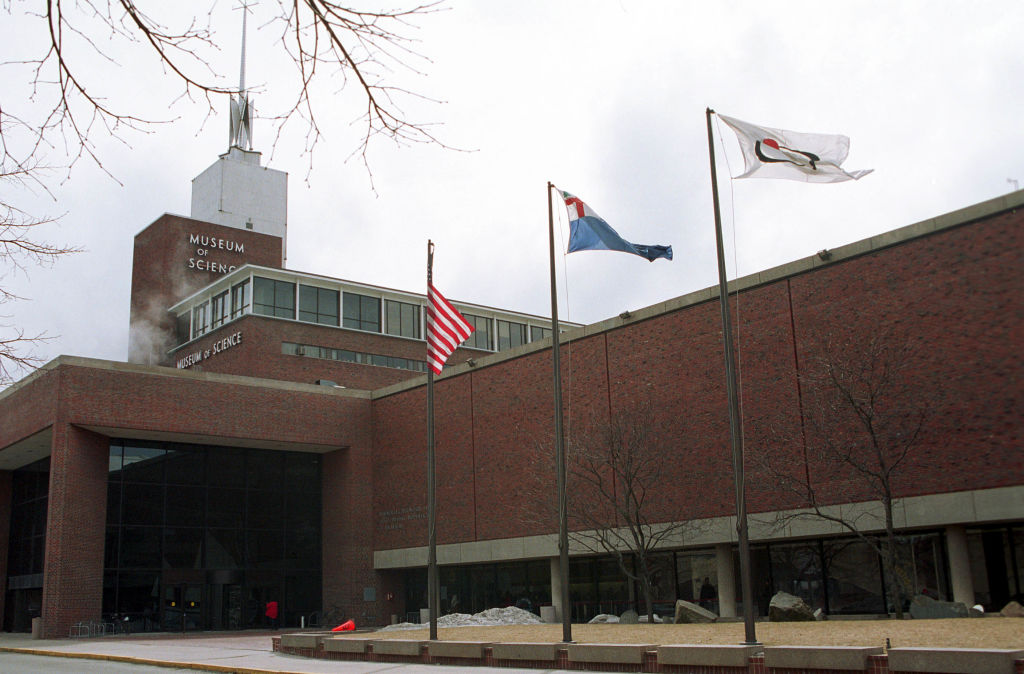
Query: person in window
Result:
<box><xmin>699</xmin><ymin>577</ymin><xmax>717</xmax><ymax>612</ymax></box>
<box><xmin>265</xmin><ymin>600</ymin><xmax>279</xmax><ymax>630</ymax></box>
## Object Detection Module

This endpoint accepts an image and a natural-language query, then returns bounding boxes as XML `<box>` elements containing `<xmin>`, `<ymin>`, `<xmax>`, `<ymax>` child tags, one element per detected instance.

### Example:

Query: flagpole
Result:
<box><xmin>426</xmin><ymin>240</ymin><xmax>439</xmax><ymax>641</ymax></box>
<box><xmin>706</xmin><ymin>108</ymin><xmax>758</xmax><ymax>645</ymax></box>
<box><xmin>547</xmin><ymin>181</ymin><xmax>572</xmax><ymax>643</ymax></box>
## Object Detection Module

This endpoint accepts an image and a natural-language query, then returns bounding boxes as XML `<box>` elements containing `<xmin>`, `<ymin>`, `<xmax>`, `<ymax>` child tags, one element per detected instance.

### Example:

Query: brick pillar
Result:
<box><xmin>40</xmin><ymin>425</ymin><xmax>108</xmax><ymax>638</ymax></box>
<box><xmin>322</xmin><ymin>445</ymin><xmax>380</xmax><ymax>626</ymax></box>
<box><xmin>0</xmin><ymin>470</ymin><xmax>12</xmax><ymax>625</ymax></box>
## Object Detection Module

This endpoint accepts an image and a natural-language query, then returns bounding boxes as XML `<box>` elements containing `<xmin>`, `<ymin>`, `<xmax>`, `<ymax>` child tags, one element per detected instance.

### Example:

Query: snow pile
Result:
<box><xmin>381</xmin><ymin>606</ymin><xmax>542</xmax><ymax>631</ymax></box>
<box><xmin>588</xmin><ymin>614</ymin><xmax>619</xmax><ymax>623</ymax></box>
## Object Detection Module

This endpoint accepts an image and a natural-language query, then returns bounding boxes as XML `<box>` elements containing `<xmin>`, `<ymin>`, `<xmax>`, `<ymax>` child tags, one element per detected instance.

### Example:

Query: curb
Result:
<box><xmin>0</xmin><ymin>646</ymin><xmax>299</xmax><ymax>674</ymax></box>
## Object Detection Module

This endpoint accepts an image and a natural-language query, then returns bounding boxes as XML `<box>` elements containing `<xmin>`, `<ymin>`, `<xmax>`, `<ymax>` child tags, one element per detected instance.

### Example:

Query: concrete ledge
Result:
<box><xmin>370</xmin><ymin>639</ymin><xmax>423</xmax><ymax>657</ymax></box>
<box><xmin>764</xmin><ymin>645</ymin><xmax>883</xmax><ymax>670</ymax></box>
<box><xmin>490</xmin><ymin>642</ymin><xmax>562</xmax><ymax>661</ymax></box>
<box><xmin>279</xmin><ymin>633</ymin><xmax>325</xmax><ymax>649</ymax></box>
<box><xmin>566</xmin><ymin>643</ymin><xmax>656</xmax><ymax>665</ymax></box>
<box><xmin>425</xmin><ymin>640</ymin><xmax>492</xmax><ymax>659</ymax></box>
<box><xmin>324</xmin><ymin>637</ymin><xmax>372</xmax><ymax>653</ymax></box>
<box><xmin>887</xmin><ymin>647</ymin><xmax>1024</xmax><ymax>673</ymax></box>
<box><xmin>657</xmin><ymin>644</ymin><xmax>762</xmax><ymax>666</ymax></box>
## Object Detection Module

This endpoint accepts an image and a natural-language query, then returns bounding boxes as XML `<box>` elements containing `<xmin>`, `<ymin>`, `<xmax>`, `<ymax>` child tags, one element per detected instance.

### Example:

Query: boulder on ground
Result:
<box><xmin>619</xmin><ymin>609</ymin><xmax>639</xmax><ymax>624</ymax></box>
<box><xmin>768</xmin><ymin>592</ymin><xmax>815</xmax><ymax>622</ymax></box>
<box><xmin>674</xmin><ymin>599</ymin><xmax>717</xmax><ymax>624</ymax></box>
<box><xmin>999</xmin><ymin>600</ymin><xmax>1024</xmax><ymax>618</ymax></box>
<box><xmin>909</xmin><ymin>594</ymin><xmax>968</xmax><ymax>619</ymax></box>
<box><xmin>588</xmin><ymin>613</ymin><xmax>619</xmax><ymax>624</ymax></box>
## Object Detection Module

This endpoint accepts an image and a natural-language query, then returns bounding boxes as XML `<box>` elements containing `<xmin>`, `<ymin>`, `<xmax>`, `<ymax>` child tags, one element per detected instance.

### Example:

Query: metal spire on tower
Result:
<box><xmin>229</xmin><ymin>1</ymin><xmax>255</xmax><ymax>151</ymax></box>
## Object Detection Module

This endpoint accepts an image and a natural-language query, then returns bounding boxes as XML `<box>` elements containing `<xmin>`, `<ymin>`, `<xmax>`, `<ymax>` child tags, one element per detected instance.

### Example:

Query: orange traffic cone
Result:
<box><xmin>331</xmin><ymin>619</ymin><xmax>355</xmax><ymax>632</ymax></box>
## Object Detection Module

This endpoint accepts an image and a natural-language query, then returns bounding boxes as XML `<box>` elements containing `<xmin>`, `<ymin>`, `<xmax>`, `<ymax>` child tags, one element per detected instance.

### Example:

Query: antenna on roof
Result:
<box><xmin>229</xmin><ymin>1</ymin><xmax>255</xmax><ymax>151</ymax></box>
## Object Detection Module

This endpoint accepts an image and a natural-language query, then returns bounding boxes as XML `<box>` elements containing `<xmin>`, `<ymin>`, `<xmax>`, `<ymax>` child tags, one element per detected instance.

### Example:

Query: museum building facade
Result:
<box><xmin>0</xmin><ymin>145</ymin><xmax>1021</xmax><ymax>637</ymax></box>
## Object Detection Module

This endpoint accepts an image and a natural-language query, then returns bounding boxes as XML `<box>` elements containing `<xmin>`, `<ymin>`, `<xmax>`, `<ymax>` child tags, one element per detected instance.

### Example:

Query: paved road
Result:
<box><xmin>0</xmin><ymin>631</ymin><xmax>545</xmax><ymax>674</ymax></box>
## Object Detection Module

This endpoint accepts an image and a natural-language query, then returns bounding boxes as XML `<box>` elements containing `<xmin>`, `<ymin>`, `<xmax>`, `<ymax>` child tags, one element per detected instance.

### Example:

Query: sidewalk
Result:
<box><xmin>0</xmin><ymin>630</ymin><xmax>381</xmax><ymax>674</ymax></box>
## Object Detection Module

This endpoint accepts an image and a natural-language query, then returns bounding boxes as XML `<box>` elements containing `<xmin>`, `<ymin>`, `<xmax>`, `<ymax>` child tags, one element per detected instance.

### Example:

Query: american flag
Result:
<box><xmin>426</xmin><ymin>283</ymin><xmax>474</xmax><ymax>375</ymax></box>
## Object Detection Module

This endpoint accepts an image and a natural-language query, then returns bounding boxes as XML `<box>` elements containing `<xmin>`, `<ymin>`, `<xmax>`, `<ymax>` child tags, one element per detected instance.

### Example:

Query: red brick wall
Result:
<box><xmin>129</xmin><ymin>214</ymin><xmax>283</xmax><ymax>364</ymax></box>
<box><xmin>371</xmin><ymin>208</ymin><xmax>1024</xmax><ymax>551</ymax></box>
<box><xmin>41</xmin><ymin>424</ymin><xmax>108</xmax><ymax>638</ymax></box>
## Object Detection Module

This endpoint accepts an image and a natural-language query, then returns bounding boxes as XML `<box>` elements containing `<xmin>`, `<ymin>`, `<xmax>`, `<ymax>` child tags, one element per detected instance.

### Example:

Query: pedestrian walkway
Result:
<box><xmin>0</xmin><ymin>631</ymin><xmax>383</xmax><ymax>674</ymax></box>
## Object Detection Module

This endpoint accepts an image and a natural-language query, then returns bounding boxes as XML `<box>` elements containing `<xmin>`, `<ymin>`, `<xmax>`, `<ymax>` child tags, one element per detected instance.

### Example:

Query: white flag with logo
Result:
<box><xmin>719</xmin><ymin>114</ymin><xmax>872</xmax><ymax>183</ymax></box>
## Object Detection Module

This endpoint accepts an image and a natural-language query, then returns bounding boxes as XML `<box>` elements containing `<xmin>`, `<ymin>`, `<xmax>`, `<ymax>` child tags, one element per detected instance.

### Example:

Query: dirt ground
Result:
<box><xmin>347</xmin><ymin>618</ymin><xmax>1024</xmax><ymax>650</ymax></box>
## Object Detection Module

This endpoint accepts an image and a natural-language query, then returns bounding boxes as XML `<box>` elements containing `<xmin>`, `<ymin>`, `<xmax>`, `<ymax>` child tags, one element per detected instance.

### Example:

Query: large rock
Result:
<box><xmin>768</xmin><ymin>592</ymin><xmax>815</xmax><ymax>622</ymax></box>
<box><xmin>908</xmin><ymin>594</ymin><xmax>968</xmax><ymax>619</ymax></box>
<box><xmin>674</xmin><ymin>599</ymin><xmax>717</xmax><ymax>624</ymax></box>
<box><xmin>619</xmin><ymin>609</ymin><xmax>639</xmax><ymax>624</ymax></box>
<box><xmin>999</xmin><ymin>600</ymin><xmax>1024</xmax><ymax>617</ymax></box>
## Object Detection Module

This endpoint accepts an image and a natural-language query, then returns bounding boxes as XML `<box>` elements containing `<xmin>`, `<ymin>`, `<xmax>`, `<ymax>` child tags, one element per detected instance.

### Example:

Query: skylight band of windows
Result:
<box><xmin>282</xmin><ymin>342</ymin><xmax>429</xmax><ymax>373</ymax></box>
<box><xmin>179</xmin><ymin>274</ymin><xmax>561</xmax><ymax>353</ymax></box>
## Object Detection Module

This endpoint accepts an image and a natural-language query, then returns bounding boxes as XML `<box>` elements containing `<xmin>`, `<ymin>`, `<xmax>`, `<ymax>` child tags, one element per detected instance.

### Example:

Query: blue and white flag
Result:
<box><xmin>560</xmin><ymin>190</ymin><xmax>672</xmax><ymax>262</ymax></box>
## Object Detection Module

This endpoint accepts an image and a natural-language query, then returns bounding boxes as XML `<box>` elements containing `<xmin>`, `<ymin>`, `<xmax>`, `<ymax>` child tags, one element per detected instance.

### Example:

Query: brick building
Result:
<box><xmin>1</xmin><ymin>141</ymin><xmax>1021</xmax><ymax>637</ymax></box>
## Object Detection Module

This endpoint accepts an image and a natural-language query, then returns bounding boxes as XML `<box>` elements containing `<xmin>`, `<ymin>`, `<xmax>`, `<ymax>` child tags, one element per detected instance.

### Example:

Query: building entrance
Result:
<box><xmin>162</xmin><ymin>583</ymin><xmax>203</xmax><ymax>631</ymax></box>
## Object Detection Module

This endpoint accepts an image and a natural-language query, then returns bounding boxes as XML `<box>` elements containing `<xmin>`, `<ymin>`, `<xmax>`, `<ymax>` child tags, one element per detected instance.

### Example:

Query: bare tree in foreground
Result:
<box><xmin>564</xmin><ymin>405</ymin><xmax>696</xmax><ymax>623</ymax></box>
<box><xmin>0</xmin><ymin>1</ymin><xmax>447</xmax><ymax>382</ymax></box>
<box><xmin>753</xmin><ymin>329</ymin><xmax>931</xmax><ymax>619</ymax></box>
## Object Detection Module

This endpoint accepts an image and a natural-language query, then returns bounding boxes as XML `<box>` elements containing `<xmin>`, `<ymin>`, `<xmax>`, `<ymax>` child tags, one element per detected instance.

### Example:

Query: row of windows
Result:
<box><xmin>282</xmin><ymin>342</ymin><xmax>428</xmax><ymax>373</ymax></box>
<box><xmin>181</xmin><ymin>275</ymin><xmax>556</xmax><ymax>352</ymax></box>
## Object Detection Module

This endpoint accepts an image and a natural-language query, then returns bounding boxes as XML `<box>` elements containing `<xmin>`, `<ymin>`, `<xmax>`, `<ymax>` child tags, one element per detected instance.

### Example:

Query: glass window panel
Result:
<box><xmin>107</xmin><ymin>482</ymin><xmax>122</xmax><ymax>525</ymax></box>
<box><xmin>530</xmin><ymin>326</ymin><xmax>552</xmax><ymax>342</ymax></box>
<box><xmin>109</xmin><ymin>444</ymin><xmax>123</xmax><ymax>476</ymax></box>
<box><xmin>105</xmin><ymin>527</ymin><xmax>120</xmax><ymax>569</ymax></box>
<box><xmin>122</xmin><ymin>483</ymin><xmax>164</xmax><ymax>525</ymax></box>
<box><xmin>771</xmin><ymin>542</ymin><xmax>825</xmax><ymax>611</ymax></box>
<box><xmin>231</xmin><ymin>279</ymin><xmax>251</xmax><ymax>318</ymax></box>
<box><xmin>165</xmin><ymin>486</ymin><xmax>206</xmax><ymax>526</ymax></box>
<box><xmin>463</xmin><ymin>314</ymin><xmax>492</xmax><ymax>350</ymax></box>
<box><xmin>248</xmin><ymin>491</ymin><xmax>285</xmax><ymax>530</ymax></box>
<box><xmin>253</xmin><ymin>277</ymin><xmax>295</xmax><ymax>318</ymax></box>
<box><xmin>175</xmin><ymin>313</ymin><xmax>191</xmax><ymax>345</ymax></box>
<box><xmin>385</xmin><ymin>300</ymin><xmax>421</xmax><ymax>338</ymax></box>
<box><xmin>285</xmin><ymin>526</ymin><xmax>319</xmax><ymax>568</ymax></box>
<box><xmin>825</xmin><ymin>538</ymin><xmax>885</xmax><ymax>614</ymax></box>
<box><xmin>165</xmin><ymin>449</ymin><xmax>205</xmax><ymax>485</ymax></box>
<box><xmin>207</xmin><ymin>448</ymin><xmax>246</xmax><ymax>487</ymax></box>
<box><xmin>497</xmin><ymin>320</ymin><xmax>527</xmax><ymax>351</ymax></box>
<box><xmin>211</xmin><ymin>291</ymin><xmax>229</xmax><ymax>328</ymax></box>
<box><xmin>115</xmin><ymin>571</ymin><xmax>161</xmax><ymax>626</ymax></box>
<box><xmin>207</xmin><ymin>488</ymin><xmax>245</xmax><ymax>528</ymax></box>
<box><xmin>122</xmin><ymin>445</ymin><xmax>165</xmax><ymax>483</ymax></box>
<box><xmin>205</xmin><ymin>529</ymin><xmax>244</xmax><ymax>569</ymax></box>
<box><xmin>248</xmin><ymin>529</ymin><xmax>285</xmax><ymax>569</ymax></box>
<box><xmin>247</xmin><ymin>451</ymin><xmax>285</xmax><ymax>491</ymax></box>
<box><xmin>285</xmin><ymin>454</ymin><xmax>320</xmax><ymax>493</ymax></box>
<box><xmin>119</xmin><ymin>526</ymin><xmax>162</xmax><ymax>568</ymax></box>
<box><xmin>191</xmin><ymin>302</ymin><xmax>210</xmax><ymax>338</ymax></box>
<box><xmin>343</xmin><ymin>293</ymin><xmax>380</xmax><ymax>332</ymax></box>
<box><xmin>299</xmin><ymin>286</ymin><xmax>339</xmax><ymax>325</ymax></box>
<box><xmin>163</xmin><ymin>528</ymin><xmax>203</xmax><ymax>569</ymax></box>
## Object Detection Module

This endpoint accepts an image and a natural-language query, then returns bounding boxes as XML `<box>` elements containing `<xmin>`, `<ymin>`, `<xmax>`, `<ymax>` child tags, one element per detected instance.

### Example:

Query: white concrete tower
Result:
<box><xmin>190</xmin><ymin>2</ymin><xmax>287</xmax><ymax>264</ymax></box>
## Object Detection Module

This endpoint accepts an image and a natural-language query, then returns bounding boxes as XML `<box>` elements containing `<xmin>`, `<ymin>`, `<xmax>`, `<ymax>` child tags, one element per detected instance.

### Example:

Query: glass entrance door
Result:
<box><xmin>162</xmin><ymin>583</ymin><xmax>204</xmax><ymax>631</ymax></box>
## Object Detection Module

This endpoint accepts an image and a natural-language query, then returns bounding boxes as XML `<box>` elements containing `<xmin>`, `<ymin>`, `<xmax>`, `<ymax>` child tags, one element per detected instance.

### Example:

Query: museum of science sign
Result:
<box><xmin>188</xmin><ymin>233</ymin><xmax>244</xmax><ymax>274</ymax></box>
<box><xmin>177</xmin><ymin>331</ymin><xmax>243</xmax><ymax>369</ymax></box>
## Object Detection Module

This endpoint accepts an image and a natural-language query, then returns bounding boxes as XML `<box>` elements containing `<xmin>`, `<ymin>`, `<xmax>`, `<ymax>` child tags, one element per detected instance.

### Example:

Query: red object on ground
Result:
<box><xmin>331</xmin><ymin>619</ymin><xmax>355</xmax><ymax>632</ymax></box>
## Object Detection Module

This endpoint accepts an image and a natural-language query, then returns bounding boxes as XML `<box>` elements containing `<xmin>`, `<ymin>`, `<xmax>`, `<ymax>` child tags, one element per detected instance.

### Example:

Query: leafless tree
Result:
<box><xmin>751</xmin><ymin>328</ymin><xmax>931</xmax><ymax>619</ymax></box>
<box><xmin>561</xmin><ymin>404</ymin><xmax>698</xmax><ymax>623</ymax></box>
<box><xmin>0</xmin><ymin>1</ymin><xmax>446</xmax><ymax>382</ymax></box>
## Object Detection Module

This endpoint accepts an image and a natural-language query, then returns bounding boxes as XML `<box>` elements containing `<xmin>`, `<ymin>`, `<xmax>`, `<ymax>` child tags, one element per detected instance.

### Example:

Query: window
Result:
<box><xmin>211</xmin><ymin>291</ymin><xmax>229</xmax><ymax>329</ymax></box>
<box><xmin>385</xmin><ymin>300</ymin><xmax>420</xmax><ymax>339</ymax></box>
<box><xmin>343</xmin><ymin>293</ymin><xmax>380</xmax><ymax>332</ymax></box>
<box><xmin>253</xmin><ymin>277</ymin><xmax>296</xmax><ymax>319</ymax></box>
<box><xmin>191</xmin><ymin>302</ymin><xmax>210</xmax><ymax>339</ymax></box>
<box><xmin>497</xmin><ymin>319</ymin><xmax>527</xmax><ymax>351</ymax></box>
<box><xmin>463</xmin><ymin>314</ymin><xmax>492</xmax><ymax>350</ymax></box>
<box><xmin>231</xmin><ymin>279</ymin><xmax>250</xmax><ymax>318</ymax></box>
<box><xmin>530</xmin><ymin>326</ymin><xmax>552</xmax><ymax>342</ymax></box>
<box><xmin>175</xmin><ymin>313</ymin><xmax>190</xmax><ymax>345</ymax></box>
<box><xmin>299</xmin><ymin>285</ymin><xmax>340</xmax><ymax>326</ymax></box>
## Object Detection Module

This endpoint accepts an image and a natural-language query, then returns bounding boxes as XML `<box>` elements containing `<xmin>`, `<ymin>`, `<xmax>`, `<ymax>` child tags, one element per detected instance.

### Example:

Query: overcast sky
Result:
<box><xmin>2</xmin><ymin>1</ymin><xmax>1021</xmax><ymax>378</ymax></box>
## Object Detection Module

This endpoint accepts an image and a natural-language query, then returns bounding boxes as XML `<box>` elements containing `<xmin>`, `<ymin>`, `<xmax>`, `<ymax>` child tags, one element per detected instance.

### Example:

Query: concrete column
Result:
<box><xmin>716</xmin><ymin>543</ymin><xmax>737</xmax><ymax>618</ymax></box>
<box><xmin>549</xmin><ymin>556</ymin><xmax>563</xmax><ymax>623</ymax></box>
<box><xmin>946</xmin><ymin>525</ymin><xmax>975</xmax><ymax>606</ymax></box>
